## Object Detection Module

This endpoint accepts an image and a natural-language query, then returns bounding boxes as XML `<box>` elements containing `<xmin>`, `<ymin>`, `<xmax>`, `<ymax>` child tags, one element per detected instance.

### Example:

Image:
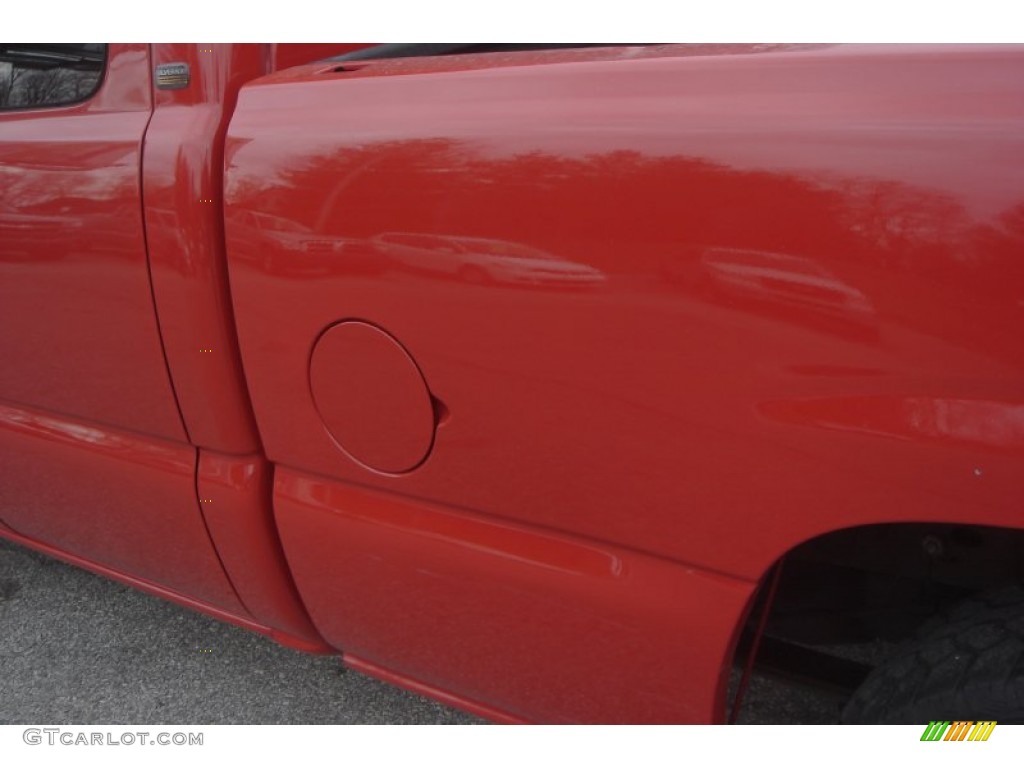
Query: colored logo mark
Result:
<box><xmin>920</xmin><ymin>721</ymin><xmax>997</xmax><ymax>741</ymax></box>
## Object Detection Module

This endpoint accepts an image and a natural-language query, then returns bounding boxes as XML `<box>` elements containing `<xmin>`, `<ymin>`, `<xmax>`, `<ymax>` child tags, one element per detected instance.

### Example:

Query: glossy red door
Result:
<box><xmin>0</xmin><ymin>45</ymin><xmax>249</xmax><ymax>618</ymax></box>
<box><xmin>0</xmin><ymin>44</ymin><xmax>184</xmax><ymax>440</ymax></box>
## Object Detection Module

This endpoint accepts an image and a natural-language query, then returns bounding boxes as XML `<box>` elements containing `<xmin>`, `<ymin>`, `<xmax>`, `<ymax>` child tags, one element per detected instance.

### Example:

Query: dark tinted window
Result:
<box><xmin>332</xmin><ymin>44</ymin><xmax>616</xmax><ymax>63</ymax></box>
<box><xmin>0</xmin><ymin>44</ymin><xmax>106</xmax><ymax>109</ymax></box>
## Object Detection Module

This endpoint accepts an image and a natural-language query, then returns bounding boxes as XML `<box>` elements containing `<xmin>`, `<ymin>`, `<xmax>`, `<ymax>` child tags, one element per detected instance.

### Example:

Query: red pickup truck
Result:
<box><xmin>2</xmin><ymin>43</ymin><xmax>1023</xmax><ymax>724</ymax></box>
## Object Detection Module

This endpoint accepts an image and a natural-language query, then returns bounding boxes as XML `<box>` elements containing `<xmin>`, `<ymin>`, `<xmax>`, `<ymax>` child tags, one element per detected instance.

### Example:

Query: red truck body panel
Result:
<box><xmin>143</xmin><ymin>43</ymin><xmax>267</xmax><ymax>453</ymax></box>
<box><xmin>275</xmin><ymin>469</ymin><xmax>752</xmax><ymax>723</ymax></box>
<box><xmin>2</xmin><ymin>42</ymin><xmax>1023</xmax><ymax>723</ymax></box>
<box><xmin>197</xmin><ymin>449</ymin><xmax>329</xmax><ymax>648</ymax></box>
<box><xmin>225</xmin><ymin>44</ymin><xmax>1024</xmax><ymax>573</ymax></box>
<box><xmin>0</xmin><ymin>43</ymin><xmax>185</xmax><ymax>441</ymax></box>
<box><xmin>0</xmin><ymin>43</ymin><xmax>341</xmax><ymax>651</ymax></box>
<box><xmin>0</xmin><ymin>44</ymin><xmax>249</xmax><ymax>615</ymax></box>
<box><xmin>0</xmin><ymin>402</ymin><xmax>247</xmax><ymax>613</ymax></box>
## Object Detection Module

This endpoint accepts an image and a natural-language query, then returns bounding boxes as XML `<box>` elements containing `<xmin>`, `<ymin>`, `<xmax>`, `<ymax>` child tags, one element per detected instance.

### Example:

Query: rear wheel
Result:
<box><xmin>842</xmin><ymin>586</ymin><xmax>1024</xmax><ymax>724</ymax></box>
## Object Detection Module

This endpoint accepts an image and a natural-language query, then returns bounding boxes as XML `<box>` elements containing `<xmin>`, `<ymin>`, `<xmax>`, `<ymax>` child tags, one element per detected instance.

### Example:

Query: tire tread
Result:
<box><xmin>842</xmin><ymin>586</ymin><xmax>1024</xmax><ymax>724</ymax></box>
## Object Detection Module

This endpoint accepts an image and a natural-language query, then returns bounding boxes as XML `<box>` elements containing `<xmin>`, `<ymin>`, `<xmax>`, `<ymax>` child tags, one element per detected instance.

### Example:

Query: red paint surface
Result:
<box><xmin>0</xmin><ymin>44</ymin><xmax>185</xmax><ymax>440</ymax></box>
<box><xmin>197</xmin><ymin>449</ymin><xmax>329</xmax><ymax>647</ymax></box>
<box><xmin>0</xmin><ymin>403</ymin><xmax>246</xmax><ymax>612</ymax></box>
<box><xmin>220</xmin><ymin>45</ymin><xmax>1024</xmax><ymax>719</ymax></box>
<box><xmin>225</xmin><ymin>44</ymin><xmax>1024</xmax><ymax>586</ymax></box>
<box><xmin>1</xmin><ymin>43</ymin><xmax>1022</xmax><ymax>724</ymax></box>
<box><xmin>275</xmin><ymin>471</ymin><xmax>752</xmax><ymax>723</ymax></box>
<box><xmin>143</xmin><ymin>44</ymin><xmax>265</xmax><ymax>452</ymax></box>
<box><xmin>269</xmin><ymin>44</ymin><xmax>372</xmax><ymax>72</ymax></box>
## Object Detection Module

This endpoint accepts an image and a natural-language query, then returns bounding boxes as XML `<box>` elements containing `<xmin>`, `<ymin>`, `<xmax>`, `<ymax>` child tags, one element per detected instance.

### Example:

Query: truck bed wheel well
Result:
<box><xmin>727</xmin><ymin>523</ymin><xmax>1024</xmax><ymax>722</ymax></box>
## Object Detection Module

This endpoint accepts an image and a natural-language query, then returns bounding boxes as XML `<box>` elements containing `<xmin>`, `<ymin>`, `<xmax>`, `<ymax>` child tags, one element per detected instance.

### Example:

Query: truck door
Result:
<box><xmin>0</xmin><ymin>44</ymin><xmax>246</xmax><ymax>613</ymax></box>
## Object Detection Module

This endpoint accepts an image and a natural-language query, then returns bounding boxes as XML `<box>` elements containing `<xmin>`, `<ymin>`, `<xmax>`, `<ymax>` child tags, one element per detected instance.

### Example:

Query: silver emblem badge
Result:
<box><xmin>155</xmin><ymin>62</ymin><xmax>190</xmax><ymax>90</ymax></box>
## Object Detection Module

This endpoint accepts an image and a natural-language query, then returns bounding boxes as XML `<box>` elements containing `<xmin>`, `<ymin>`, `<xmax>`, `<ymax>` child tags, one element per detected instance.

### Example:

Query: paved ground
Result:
<box><xmin>0</xmin><ymin>537</ymin><xmax>845</xmax><ymax>725</ymax></box>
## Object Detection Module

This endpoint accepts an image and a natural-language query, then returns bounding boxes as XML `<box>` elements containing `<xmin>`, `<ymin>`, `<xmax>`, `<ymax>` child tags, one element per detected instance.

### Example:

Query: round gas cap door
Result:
<box><xmin>309</xmin><ymin>321</ymin><xmax>436</xmax><ymax>474</ymax></box>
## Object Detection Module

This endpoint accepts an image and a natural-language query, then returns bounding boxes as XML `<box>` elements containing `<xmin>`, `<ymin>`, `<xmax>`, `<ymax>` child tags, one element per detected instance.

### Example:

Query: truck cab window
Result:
<box><xmin>331</xmin><ymin>43</ymin><xmax>615</xmax><ymax>63</ymax></box>
<box><xmin>0</xmin><ymin>44</ymin><xmax>106</xmax><ymax>109</ymax></box>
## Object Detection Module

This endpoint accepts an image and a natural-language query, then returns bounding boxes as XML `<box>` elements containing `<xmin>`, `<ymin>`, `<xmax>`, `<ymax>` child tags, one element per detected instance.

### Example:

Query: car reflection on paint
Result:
<box><xmin>228</xmin><ymin>209</ymin><xmax>384</xmax><ymax>277</ymax></box>
<box><xmin>698</xmin><ymin>247</ymin><xmax>879</xmax><ymax>342</ymax></box>
<box><xmin>370</xmin><ymin>232</ymin><xmax>607</xmax><ymax>288</ymax></box>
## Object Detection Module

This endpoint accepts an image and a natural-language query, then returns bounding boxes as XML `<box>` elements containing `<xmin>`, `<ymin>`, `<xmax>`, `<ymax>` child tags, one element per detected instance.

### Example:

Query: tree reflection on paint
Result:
<box><xmin>0</xmin><ymin>45</ymin><xmax>104</xmax><ymax>109</ymax></box>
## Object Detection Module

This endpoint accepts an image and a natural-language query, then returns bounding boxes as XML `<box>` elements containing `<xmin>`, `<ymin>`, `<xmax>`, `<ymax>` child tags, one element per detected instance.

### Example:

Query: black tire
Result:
<box><xmin>842</xmin><ymin>586</ymin><xmax>1024</xmax><ymax>724</ymax></box>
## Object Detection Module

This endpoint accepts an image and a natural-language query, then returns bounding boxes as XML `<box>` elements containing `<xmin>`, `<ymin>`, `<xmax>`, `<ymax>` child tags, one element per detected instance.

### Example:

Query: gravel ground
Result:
<box><xmin>0</xmin><ymin>537</ymin><xmax>849</xmax><ymax>725</ymax></box>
